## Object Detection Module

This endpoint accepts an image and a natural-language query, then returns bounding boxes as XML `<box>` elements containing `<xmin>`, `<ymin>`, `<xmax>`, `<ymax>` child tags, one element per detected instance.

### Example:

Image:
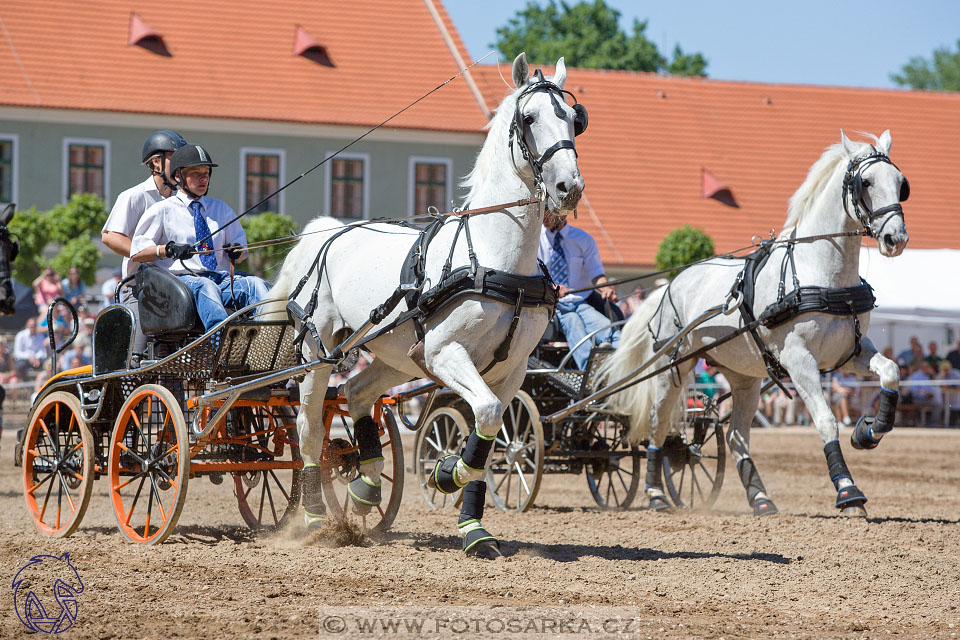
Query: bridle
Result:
<box><xmin>508</xmin><ymin>70</ymin><xmax>587</xmax><ymax>214</ymax></box>
<box><xmin>841</xmin><ymin>148</ymin><xmax>909</xmax><ymax>239</ymax></box>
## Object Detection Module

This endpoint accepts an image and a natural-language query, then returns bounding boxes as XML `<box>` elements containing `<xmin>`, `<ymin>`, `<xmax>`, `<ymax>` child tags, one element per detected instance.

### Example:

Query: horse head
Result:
<box><xmin>0</xmin><ymin>203</ymin><xmax>19</xmax><ymax>314</ymax></box>
<box><xmin>840</xmin><ymin>130</ymin><xmax>910</xmax><ymax>257</ymax></box>
<box><xmin>508</xmin><ymin>52</ymin><xmax>585</xmax><ymax>214</ymax></box>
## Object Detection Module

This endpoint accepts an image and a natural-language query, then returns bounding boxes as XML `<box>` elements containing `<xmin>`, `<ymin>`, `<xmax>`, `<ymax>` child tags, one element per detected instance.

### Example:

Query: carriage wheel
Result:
<box><xmin>583</xmin><ymin>415</ymin><xmax>641</xmax><ymax>510</ymax></box>
<box><xmin>232</xmin><ymin>406</ymin><xmax>303</xmax><ymax>531</ymax></box>
<box><xmin>22</xmin><ymin>392</ymin><xmax>95</xmax><ymax>538</ymax></box>
<box><xmin>108</xmin><ymin>384</ymin><xmax>190</xmax><ymax>545</ymax></box>
<box><xmin>661</xmin><ymin>395</ymin><xmax>726</xmax><ymax>509</ymax></box>
<box><xmin>322</xmin><ymin>406</ymin><xmax>404</xmax><ymax>533</ymax></box>
<box><xmin>414</xmin><ymin>405</ymin><xmax>469</xmax><ymax>509</ymax></box>
<box><xmin>486</xmin><ymin>390</ymin><xmax>544</xmax><ymax>513</ymax></box>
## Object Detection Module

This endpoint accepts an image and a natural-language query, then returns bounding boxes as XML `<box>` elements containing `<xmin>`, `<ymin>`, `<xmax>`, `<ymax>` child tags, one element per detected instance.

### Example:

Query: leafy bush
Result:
<box><xmin>49</xmin><ymin>237</ymin><xmax>102</xmax><ymax>286</ymax></box>
<box><xmin>239</xmin><ymin>212</ymin><xmax>299</xmax><ymax>280</ymax></box>
<box><xmin>655</xmin><ymin>225</ymin><xmax>715</xmax><ymax>279</ymax></box>
<box><xmin>48</xmin><ymin>193</ymin><xmax>108</xmax><ymax>245</ymax></box>
<box><xmin>8</xmin><ymin>206</ymin><xmax>51</xmax><ymax>284</ymax></box>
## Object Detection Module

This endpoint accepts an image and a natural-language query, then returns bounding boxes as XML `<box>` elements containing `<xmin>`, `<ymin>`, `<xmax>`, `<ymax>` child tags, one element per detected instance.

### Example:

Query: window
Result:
<box><xmin>0</xmin><ymin>135</ymin><xmax>15</xmax><ymax>205</ymax></box>
<box><xmin>63</xmin><ymin>138</ymin><xmax>109</xmax><ymax>202</ymax></box>
<box><xmin>326</xmin><ymin>154</ymin><xmax>368</xmax><ymax>218</ymax></box>
<box><xmin>408</xmin><ymin>156</ymin><xmax>452</xmax><ymax>216</ymax></box>
<box><xmin>241</xmin><ymin>148</ymin><xmax>284</xmax><ymax>213</ymax></box>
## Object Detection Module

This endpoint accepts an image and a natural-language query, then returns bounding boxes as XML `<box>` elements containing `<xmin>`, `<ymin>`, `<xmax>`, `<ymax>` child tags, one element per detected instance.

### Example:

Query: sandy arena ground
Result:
<box><xmin>1</xmin><ymin>424</ymin><xmax>958</xmax><ymax>639</ymax></box>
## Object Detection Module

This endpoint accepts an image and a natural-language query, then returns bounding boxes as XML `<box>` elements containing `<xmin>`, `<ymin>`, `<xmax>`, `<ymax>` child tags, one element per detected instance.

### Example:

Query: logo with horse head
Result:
<box><xmin>11</xmin><ymin>553</ymin><xmax>84</xmax><ymax>634</ymax></box>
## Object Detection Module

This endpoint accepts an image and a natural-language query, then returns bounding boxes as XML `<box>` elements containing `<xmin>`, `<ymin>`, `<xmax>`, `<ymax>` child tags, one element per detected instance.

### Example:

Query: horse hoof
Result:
<box><xmin>347</xmin><ymin>475</ymin><xmax>381</xmax><ymax>514</ymax></box>
<box><xmin>840</xmin><ymin>501</ymin><xmax>868</xmax><ymax>518</ymax></box>
<box><xmin>648</xmin><ymin>496</ymin><xmax>671</xmax><ymax>512</ymax></box>
<box><xmin>752</xmin><ymin>499</ymin><xmax>779</xmax><ymax>516</ymax></box>
<box><xmin>467</xmin><ymin>539</ymin><xmax>502</xmax><ymax>560</ymax></box>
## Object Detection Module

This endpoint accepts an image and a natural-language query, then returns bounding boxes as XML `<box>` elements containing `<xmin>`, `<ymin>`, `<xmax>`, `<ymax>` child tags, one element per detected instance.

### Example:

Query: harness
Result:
<box><xmin>649</xmin><ymin>147</ymin><xmax>907</xmax><ymax>394</ymax></box>
<box><xmin>285</xmin><ymin>71</ymin><xmax>584</xmax><ymax>375</ymax></box>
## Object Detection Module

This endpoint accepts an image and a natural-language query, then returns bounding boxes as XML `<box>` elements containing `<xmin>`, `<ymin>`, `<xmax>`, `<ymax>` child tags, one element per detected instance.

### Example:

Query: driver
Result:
<box><xmin>129</xmin><ymin>144</ymin><xmax>268</xmax><ymax>331</ymax></box>
<box><xmin>538</xmin><ymin>210</ymin><xmax>620</xmax><ymax>369</ymax></box>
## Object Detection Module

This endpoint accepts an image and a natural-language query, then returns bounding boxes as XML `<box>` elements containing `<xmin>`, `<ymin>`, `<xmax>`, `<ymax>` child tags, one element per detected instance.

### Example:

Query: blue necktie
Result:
<box><xmin>191</xmin><ymin>200</ymin><xmax>218</xmax><ymax>271</ymax></box>
<box><xmin>549</xmin><ymin>232</ymin><xmax>569</xmax><ymax>286</ymax></box>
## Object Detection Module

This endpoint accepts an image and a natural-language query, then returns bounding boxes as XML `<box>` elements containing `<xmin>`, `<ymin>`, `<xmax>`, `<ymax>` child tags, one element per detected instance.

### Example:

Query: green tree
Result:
<box><xmin>8</xmin><ymin>206</ymin><xmax>51</xmax><ymax>284</ymax></box>
<box><xmin>891</xmin><ymin>39</ymin><xmax>960</xmax><ymax>91</ymax></box>
<box><xmin>494</xmin><ymin>0</ymin><xmax>707</xmax><ymax>76</ymax></box>
<box><xmin>7</xmin><ymin>194</ymin><xmax>108</xmax><ymax>284</ymax></box>
<box><xmin>50</xmin><ymin>237</ymin><xmax>102</xmax><ymax>287</ymax></box>
<box><xmin>48</xmin><ymin>193</ymin><xmax>109</xmax><ymax>245</ymax></box>
<box><xmin>239</xmin><ymin>212</ymin><xmax>299</xmax><ymax>280</ymax></box>
<box><xmin>655</xmin><ymin>225</ymin><xmax>715</xmax><ymax>278</ymax></box>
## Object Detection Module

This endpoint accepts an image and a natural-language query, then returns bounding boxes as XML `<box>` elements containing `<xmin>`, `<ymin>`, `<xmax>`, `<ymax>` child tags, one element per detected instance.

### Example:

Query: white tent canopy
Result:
<box><xmin>858</xmin><ymin>247</ymin><xmax>960</xmax><ymax>354</ymax></box>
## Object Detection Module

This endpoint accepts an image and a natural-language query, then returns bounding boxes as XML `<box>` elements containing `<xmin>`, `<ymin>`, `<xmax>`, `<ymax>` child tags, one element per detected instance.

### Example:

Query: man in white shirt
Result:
<box><xmin>130</xmin><ymin>144</ymin><xmax>267</xmax><ymax>331</ymax></box>
<box><xmin>14</xmin><ymin>317</ymin><xmax>49</xmax><ymax>379</ymax></box>
<box><xmin>538</xmin><ymin>211</ymin><xmax>620</xmax><ymax>369</ymax></box>
<box><xmin>102</xmin><ymin>131</ymin><xmax>187</xmax><ymax>350</ymax></box>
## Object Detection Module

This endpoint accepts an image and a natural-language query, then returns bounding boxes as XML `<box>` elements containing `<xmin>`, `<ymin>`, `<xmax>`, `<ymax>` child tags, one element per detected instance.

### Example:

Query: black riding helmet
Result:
<box><xmin>169</xmin><ymin>144</ymin><xmax>218</xmax><ymax>198</ymax></box>
<box><xmin>142</xmin><ymin>130</ymin><xmax>187</xmax><ymax>192</ymax></box>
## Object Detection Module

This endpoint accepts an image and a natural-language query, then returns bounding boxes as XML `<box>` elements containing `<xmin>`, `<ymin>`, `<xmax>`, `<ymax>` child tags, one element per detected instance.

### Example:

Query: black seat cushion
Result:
<box><xmin>134</xmin><ymin>264</ymin><xmax>204</xmax><ymax>336</ymax></box>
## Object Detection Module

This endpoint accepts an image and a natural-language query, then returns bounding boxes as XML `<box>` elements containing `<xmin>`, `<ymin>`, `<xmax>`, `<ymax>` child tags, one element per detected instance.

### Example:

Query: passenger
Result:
<box><xmin>538</xmin><ymin>210</ymin><xmax>620</xmax><ymax>369</ymax></box>
<box><xmin>129</xmin><ymin>144</ymin><xmax>267</xmax><ymax>331</ymax></box>
<box><xmin>102</xmin><ymin>130</ymin><xmax>187</xmax><ymax>356</ymax></box>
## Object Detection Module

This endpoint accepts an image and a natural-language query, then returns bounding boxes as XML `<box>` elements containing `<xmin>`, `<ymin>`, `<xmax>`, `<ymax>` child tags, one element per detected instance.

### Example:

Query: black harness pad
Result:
<box><xmin>759</xmin><ymin>281</ymin><xmax>876</xmax><ymax>328</ymax></box>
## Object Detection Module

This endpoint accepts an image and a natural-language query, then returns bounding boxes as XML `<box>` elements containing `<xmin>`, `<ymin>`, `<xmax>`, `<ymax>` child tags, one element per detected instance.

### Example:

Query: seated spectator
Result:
<box><xmin>61</xmin><ymin>266</ymin><xmax>86</xmax><ymax>305</ymax></box>
<box><xmin>896</xmin><ymin>336</ymin><xmax>920</xmax><ymax>365</ymax></box>
<box><xmin>946</xmin><ymin>338</ymin><xmax>960</xmax><ymax>371</ymax></box>
<box><xmin>830</xmin><ymin>371</ymin><xmax>858</xmax><ymax>426</ymax></box>
<box><xmin>938</xmin><ymin>360</ymin><xmax>960</xmax><ymax>422</ymax></box>
<box><xmin>13</xmin><ymin>317</ymin><xmax>49</xmax><ymax>379</ymax></box>
<box><xmin>32</xmin><ymin>267</ymin><xmax>63</xmax><ymax>312</ymax></box>
<box><xmin>618</xmin><ymin>284</ymin><xmax>647</xmax><ymax>318</ymax></box>
<box><xmin>59</xmin><ymin>344</ymin><xmax>91</xmax><ymax>371</ymax></box>
<box><xmin>925</xmin><ymin>341</ymin><xmax>943</xmax><ymax>369</ymax></box>
<box><xmin>907</xmin><ymin>360</ymin><xmax>942</xmax><ymax>425</ymax></box>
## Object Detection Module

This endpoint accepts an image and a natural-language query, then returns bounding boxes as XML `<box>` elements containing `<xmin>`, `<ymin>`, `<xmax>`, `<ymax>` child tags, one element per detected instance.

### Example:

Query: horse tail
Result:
<box><xmin>262</xmin><ymin>216</ymin><xmax>345</xmax><ymax>319</ymax></box>
<box><xmin>598</xmin><ymin>286</ymin><xmax>667</xmax><ymax>444</ymax></box>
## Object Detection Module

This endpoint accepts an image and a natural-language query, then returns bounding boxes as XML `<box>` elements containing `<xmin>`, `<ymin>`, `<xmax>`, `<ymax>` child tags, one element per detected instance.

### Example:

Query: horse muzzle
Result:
<box><xmin>878</xmin><ymin>230</ymin><xmax>908</xmax><ymax>257</ymax></box>
<box><xmin>552</xmin><ymin>176</ymin><xmax>583</xmax><ymax>213</ymax></box>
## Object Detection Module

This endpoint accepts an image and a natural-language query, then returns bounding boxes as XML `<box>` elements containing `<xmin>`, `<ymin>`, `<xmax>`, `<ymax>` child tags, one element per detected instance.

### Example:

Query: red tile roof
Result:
<box><xmin>0</xmin><ymin>0</ymin><xmax>486</xmax><ymax>132</ymax></box>
<box><xmin>473</xmin><ymin>66</ymin><xmax>960</xmax><ymax>267</ymax></box>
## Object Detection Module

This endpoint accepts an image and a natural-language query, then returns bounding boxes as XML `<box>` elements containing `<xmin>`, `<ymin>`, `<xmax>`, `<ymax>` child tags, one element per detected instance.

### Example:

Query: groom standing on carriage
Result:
<box><xmin>539</xmin><ymin>210</ymin><xmax>621</xmax><ymax>369</ymax></box>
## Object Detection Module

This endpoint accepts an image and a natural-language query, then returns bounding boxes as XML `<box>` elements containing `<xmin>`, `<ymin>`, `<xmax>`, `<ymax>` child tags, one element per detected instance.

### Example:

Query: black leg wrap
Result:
<box><xmin>460</xmin><ymin>431</ymin><xmax>495</xmax><ymax>473</ymax></box>
<box><xmin>644</xmin><ymin>447</ymin><xmax>670</xmax><ymax>511</ymax></box>
<box><xmin>431</xmin><ymin>454</ymin><xmax>464</xmax><ymax>494</ymax></box>
<box><xmin>458</xmin><ymin>481</ymin><xmax>500</xmax><ymax>558</ymax></box>
<box><xmin>824</xmin><ymin>441</ymin><xmax>867</xmax><ymax>510</ymax></box>
<box><xmin>458</xmin><ymin>481</ymin><xmax>486</xmax><ymax>524</ymax></box>
<box><xmin>851</xmin><ymin>389</ymin><xmax>897</xmax><ymax>450</ymax></box>
<box><xmin>354</xmin><ymin>415</ymin><xmax>383</xmax><ymax>463</ymax></box>
<box><xmin>302</xmin><ymin>465</ymin><xmax>326</xmax><ymax>529</ymax></box>
<box><xmin>824</xmin><ymin>440</ymin><xmax>852</xmax><ymax>490</ymax></box>
<box><xmin>737</xmin><ymin>457</ymin><xmax>778</xmax><ymax>516</ymax></box>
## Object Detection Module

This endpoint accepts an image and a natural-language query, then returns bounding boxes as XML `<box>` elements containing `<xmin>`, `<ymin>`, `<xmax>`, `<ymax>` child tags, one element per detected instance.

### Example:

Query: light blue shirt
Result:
<box><xmin>538</xmin><ymin>223</ymin><xmax>605</xmax><ymax>303</ymax></box>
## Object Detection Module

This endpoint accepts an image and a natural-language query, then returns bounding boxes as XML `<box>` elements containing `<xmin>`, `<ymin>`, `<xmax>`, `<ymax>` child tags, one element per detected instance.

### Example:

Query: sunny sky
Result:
<box><xmin>444</xmin><ymin>1</ymin><xmax>960</xmax><ymax>90</ymax></box>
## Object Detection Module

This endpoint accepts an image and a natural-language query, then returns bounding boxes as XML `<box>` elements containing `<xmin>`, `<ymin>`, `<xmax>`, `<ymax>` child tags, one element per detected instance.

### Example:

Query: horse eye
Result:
<box><xmin>523</xmin><ymin>115</ymin><xmax>535</xmax><ymax>126</ymax></box>
<box><xmin>861</xmin><ymin>180</ymin><xmax>870</xmax><ymax>189</ymax></box>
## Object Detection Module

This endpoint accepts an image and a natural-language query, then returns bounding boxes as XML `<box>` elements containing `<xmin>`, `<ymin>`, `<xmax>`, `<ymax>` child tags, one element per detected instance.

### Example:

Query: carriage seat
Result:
<box><xmin>134</xmin><ymin>264</ymin><xmax>206</xmax><ymax>338</ymax></box>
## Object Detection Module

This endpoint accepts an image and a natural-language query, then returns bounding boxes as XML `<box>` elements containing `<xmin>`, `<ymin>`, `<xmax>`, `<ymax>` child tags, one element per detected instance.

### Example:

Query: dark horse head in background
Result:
<box><xmin>0</xmin><ymin>203</ymin><xmax>20</xmax><ymax>315</ymax></box>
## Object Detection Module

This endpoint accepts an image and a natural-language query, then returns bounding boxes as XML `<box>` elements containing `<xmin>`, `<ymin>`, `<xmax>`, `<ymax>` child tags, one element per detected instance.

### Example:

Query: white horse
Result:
<box><xmin>602</xmin><ymin>130</ymin><xmax>910</xmax><ymax>516</ymax></box>
<box><xmin>267</xmin><ymin>53</ymin><xmax>585</xmax><ymax>555</ymax></box>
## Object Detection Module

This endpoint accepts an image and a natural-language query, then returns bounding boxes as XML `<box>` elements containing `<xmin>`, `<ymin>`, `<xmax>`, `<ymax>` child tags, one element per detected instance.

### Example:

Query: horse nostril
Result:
<box><xmin>883</xmin><ymin>233</ymin><xmax>895</xmax><ymax>247</ymax></box>
<box><xmin>556</xmin><ymin>181</ymin><xmax>567</xmax><ymax>194</ymax></box>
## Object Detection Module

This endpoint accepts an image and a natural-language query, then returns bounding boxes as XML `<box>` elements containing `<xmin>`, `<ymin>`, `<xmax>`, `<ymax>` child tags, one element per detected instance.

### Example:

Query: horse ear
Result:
<box><xmin>840</xmin><ymin>130</ymin><xmax>859</xmax><ymax>158</ymax></box>
<box><xmin>553</xmin><ymin>57</ymin><xmax>567</xmax><ymax>89</ymax></box>
<box><xmin>878</xmin><ymin>129</ymin><xmax>892</xmax><ymax>155</ymax></box>
<box><xmin>0</xmin><ymin>203</ymin><xmax>13</xmax><ymax>227</ymax></box>
<box><xmin>512</xmin><ymin>52</ymin><xmax>529</xmax><ymax>88</ymax></box>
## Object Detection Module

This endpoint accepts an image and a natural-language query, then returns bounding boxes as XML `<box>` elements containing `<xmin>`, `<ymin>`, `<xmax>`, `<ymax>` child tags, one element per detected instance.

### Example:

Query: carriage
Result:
<box><xmin>15</xmin><ymin>265</ymin><xmax>404</xmax><ymax>545</ymax></box>
<box><xmin>409</xmin><ymin>309</ymin><xmax>728</xmax><ymax>514</ymax></box>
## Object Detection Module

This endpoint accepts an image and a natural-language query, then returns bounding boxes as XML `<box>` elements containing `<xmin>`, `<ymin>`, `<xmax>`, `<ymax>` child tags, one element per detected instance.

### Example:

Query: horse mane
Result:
<box><xmin>460</xmin><ymin>86</ymin><xmax>520</xmax><ymax>208</ymax></box>
<box><xmin>785</xmin><ymin>134</ymin><xmax>878</xmax><ymax>228</ymax></box>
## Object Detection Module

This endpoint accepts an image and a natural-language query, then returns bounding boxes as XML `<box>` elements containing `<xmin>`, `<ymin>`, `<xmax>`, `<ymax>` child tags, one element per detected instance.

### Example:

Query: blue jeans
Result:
<box><xmin>178</xmin><ymin>272</ymin><xmax>269</xmax><ymax>331</ymax></box>
<box><xmin>557</xmin><ymin>298</ymin><xmax>620</xmax><ymax>370</ymax></box>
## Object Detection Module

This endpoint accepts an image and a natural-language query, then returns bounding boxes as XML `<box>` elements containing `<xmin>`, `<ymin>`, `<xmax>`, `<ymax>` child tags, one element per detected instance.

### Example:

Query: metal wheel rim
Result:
<box><xmin>414</xmin><ymin>406</ymin><xmax>468</xmax><ymax>510</ymax></box>
<box><xmin>485</xmin><ymin>390</ymin><xmax>544</xmax><ymax>513</ymax></box>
